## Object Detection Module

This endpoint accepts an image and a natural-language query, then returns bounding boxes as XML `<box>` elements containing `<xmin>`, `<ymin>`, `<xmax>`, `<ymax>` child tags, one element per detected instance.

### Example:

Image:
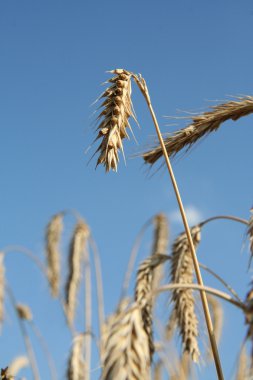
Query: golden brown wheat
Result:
<box><xmin>45</xmin><ymin>213</ymin><xmax>64</xmax><ymax>297</ymax></box>
<box><xmin>143</xmin><ymin>96</ymin><xmax>253</xmax><ymax>165</ymax></box>
<box><xmin>169</xmin><ymin>226</ymin><xmax>201</xmax><ymax>362</ymax></box>
<box><xmin>134</xmin><ymin>254</ymin><xmax>169</xmax><ymax>357</ymax></box>
<box><xmin>65</xmin><ymin>221</ymin><xmax>90</xmax><ymax>326</ymax></box>
<box><xmin>94</xmin><ymin>69</ymin><xmax>136</xmax><ymax>172</ymax></box>
<box><xmin>16</xmin><ymin>304</ymin><xmax>33</xmax><ymax>321</ymax></box>
<box><xmin>101</xmin><ymin>304</ymin><xmax>151</xmax><ymax>380</ymax></box>
<box><xmin>67</xmin><ymin>333</ymin><xmax>86</xmax><ymax>380</ymax></box>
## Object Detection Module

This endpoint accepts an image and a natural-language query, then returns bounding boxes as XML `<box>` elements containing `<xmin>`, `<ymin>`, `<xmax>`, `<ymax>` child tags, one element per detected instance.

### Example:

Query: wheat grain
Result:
<box><xmin>169</xmin><ymin>226</ymin><xmax>201</xmax><ymax>362</ymax></box>
<box><xmin>65</xmin><ymin>221</ymin><xmax>90</xmax><ymax>326</ymax></box>
<box><xmin>101</xmin><ymin>304</ymin><xmax>151</xmax><ymax>380</ymax></box>
<box><xmin>135</xmin><ymin>254</ymin><xmax>169</xmax><ymax>357</ymax></box>
<box><xmin>16</xmin><ymin>304</ymin><xmax>33</xmax><ymax>321</ymax></box>
<box><xmin>67</xmin><ymin>333</ymin><xmax>86</xmax><ymax>380</ymax></box>
<box><xmin>8</xmin><ymin>356</ymin><xmax>29</xmax><ymax>377</ymax></box>
<box><xmin>94</xmin><ymin>69</ymin><xmax>137</xmax><ymax>172</ymax></box>
<box><xmin>45</xmin><ymin>213</ymin><xmax>64</xmax><ymax>297</ymax></box>
<box><xmin>0</xmin><ymin>253</ymin><xmax>5</xmax><ymax>328</ymax></box>
<box><xmin>143</xmin><ymin>96</ymin><xmax>253</xmax><ymax>165</ymax></box>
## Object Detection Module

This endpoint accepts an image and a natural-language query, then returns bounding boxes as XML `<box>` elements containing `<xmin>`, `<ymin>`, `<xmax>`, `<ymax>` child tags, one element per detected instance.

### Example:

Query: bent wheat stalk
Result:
<box><xmin>143</xmin><ymin>96</ymin><xmax>253</xmax><ymax>164</ymax></box>
<box><xmin>133</xmin><ymin>74</ymin><xmax>224</xmax><ymax>379</ymax></box>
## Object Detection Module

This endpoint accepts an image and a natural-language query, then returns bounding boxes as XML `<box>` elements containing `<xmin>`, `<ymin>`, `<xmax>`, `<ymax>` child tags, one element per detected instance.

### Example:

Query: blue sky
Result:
<box><xmin>1</xmin><ymin>0</ymin><xmax>253</xmax><ymax>378</ymax></box>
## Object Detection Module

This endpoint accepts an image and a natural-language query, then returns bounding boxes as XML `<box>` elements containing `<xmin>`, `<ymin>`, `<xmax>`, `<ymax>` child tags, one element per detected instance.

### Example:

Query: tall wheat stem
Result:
<box><xmin>134</xmin><ymin>75</ymin><xmax>224</xmax><ymax>380</ymax></box>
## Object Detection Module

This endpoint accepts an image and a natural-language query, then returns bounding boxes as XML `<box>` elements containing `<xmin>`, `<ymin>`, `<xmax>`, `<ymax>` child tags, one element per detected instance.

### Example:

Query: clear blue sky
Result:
<box><xmin>1</xmin><ymin>0</ymin><xmax>253</xmax><ymax>378</ymax></box>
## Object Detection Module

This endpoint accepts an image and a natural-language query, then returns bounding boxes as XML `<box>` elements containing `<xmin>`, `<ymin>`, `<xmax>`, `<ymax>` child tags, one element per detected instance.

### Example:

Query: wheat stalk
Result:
<box><xmin>101</xmin><ymin>304</ymin><xmax>151</xmax><ymax>380</ymax></box>
<box><xmin>143</xmin><ymin>95</ymin><xmax>253</xmax><ymax>164</ymax></box>
<box><xmin>45</xmin><ymin>213</ymin><xmax>64</xmax><ymax>297</ymax></box>
<box><xmin>169</xmin><ymin>226</ymin><xmax>201</xmax><ymax>362</ymax></box>
<box><xmin>134</xmin><ymin>254</ymin><xmax>169</xmax><ymax>357</ymax></box>
<box><xmin>94</xmin><ymin>69</ymin><xmax>137</xmax><ymax>172</ymax></box>
<box><xmin>67</xmin><ymin>333</ymin><xmax>86</xmax><ymax>380</ymax></box>
<box><xmin>65</xmin><ymin>221</ymin><xmax>90</xmax><ymax>326</ymax></box>
<box><xmin>0</xmin><ymin>253</ymin><xmax>5</xmax><ymax>329</ymax></box>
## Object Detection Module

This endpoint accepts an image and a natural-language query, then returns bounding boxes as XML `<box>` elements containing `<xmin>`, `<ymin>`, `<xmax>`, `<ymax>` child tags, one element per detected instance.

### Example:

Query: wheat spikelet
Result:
<box><xmin>151</xmin><ymin>213</ymin><xmax>169</xmax><ymax>292</ymax></box>
<box><xmin>16</xmin><ymin>304</ymin><xmax>33</xmax><ymax>321</ymax></box>
<box><xmin>101</xmin><ymin>304</ymin><xmax>151</xmax><ymax>380</ymax></box>
<box><xmin>65</xmin><ymin>221</ymin><xmax>90</xmax><ymax>326</ymax></box>
<box><xmin>143</xmin><ymin>96</ymin><xmax>253</xmax><ymax>165</ymax></box>
<box><xmin>206</xmin><ymin>295</ymin><xmax>223</xmax><ymax>360</ymax></box>
<box><xmin>94</xmin><ymin>69</ymin><xmax>137</xmax><ymax>172</ymax></box>
<box><xmin>134</xmin><ymin>254</ymin><xmax>169</xmax><ymax>357</ymax></box>
<box><xmin>8</xmin><ymin>356</ymin><xmax>29</xmax><ymax>377</ymax></box>
<box><xmin>169</xmin><ymin>226</ymin><xmax>201</xmax><ymax>362</ymax></box>
<box><xmin>45</xmin><ymin>213</ymin><xmax>64</xmax><ymax>297</ymax></box>
<box><xmin>0</xmin><ymin>253</ymin><xmax>5</xmax><ymax>328</ymax></box>
<box><xmin>67</xmin><ymin>333</ymin><xmax>86</xmax><ymax>380</ymax></box>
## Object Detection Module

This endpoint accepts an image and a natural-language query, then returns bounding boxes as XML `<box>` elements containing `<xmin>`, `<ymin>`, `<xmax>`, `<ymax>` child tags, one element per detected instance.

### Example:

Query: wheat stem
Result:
<box><xmin>134</xmin><ymin>74</ymin><xmax>224</xmax><ymax>379</ymax></box>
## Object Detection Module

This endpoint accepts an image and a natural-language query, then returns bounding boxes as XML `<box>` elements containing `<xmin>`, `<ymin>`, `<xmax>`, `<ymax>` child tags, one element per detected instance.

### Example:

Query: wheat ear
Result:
<box><xmin>143</xmin><ymin>95</ymin><xmax>253</xmax><ymax>164</ymax></box>
<box><xmin>65</xmin><ymin>221</ymin><xmax>90</xmax><ymax>326</ymax></box>
<box><xmin>169</xmin><ymin>226</ymin><xmax>201</xmax><ymax>362</ymax></box>
<box><xmin>45</xmin><ymin>213</ymin><xmax>64</xmax><ymax>297</ymax></box>
<box><xmin>101</xmin><ymin>304</ymin><xmax>151</xmax><ymax>380</ymax></box>
<box><xmin>8</xmin><ymin>356</ymin><xmax>29</xmax><ymax>377</ymax></box>
<box><xmin>151</xmin><ymin>213</ymin><xmax>169</xmax><ymax>293</ymax></box>
<box><xmin>94</xmin><ymin>69</ymin><xmax>137</xmax><ymax>172</ymax></box>
<box><xmin>135</xmin><ymin>254</ymin><xmax>169</xmax><ymax>357</ymax></box>
<box><xmin>67</xmin><ymin>333</ymin><xmax>86</xmax><ymax>380</ymax></box>
<box><xmin>0</xmin><ymin>253</ymin><xmax>5</xmax><ymax>329</ymax></box>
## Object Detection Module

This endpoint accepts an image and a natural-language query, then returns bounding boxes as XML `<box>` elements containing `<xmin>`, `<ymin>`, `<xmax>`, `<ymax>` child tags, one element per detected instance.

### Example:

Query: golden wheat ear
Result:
<box><xmin>45</xmin><ymin>212</ymin><xmax>64</xmax><ymax>297</ymax></box>
<box><xmin>143</xmin><ymin>96</ymin><xmax>253</xmax><ymax>165</ymax></box>
<box><xmin>93</xmin><ymin>69</ymin><xmax>138</xmax><ymax>172</ymax></box>
<box><xmin>169</xmin><ymin>226</ymin><xmax>201</xmax><ymax>362</ymax></box>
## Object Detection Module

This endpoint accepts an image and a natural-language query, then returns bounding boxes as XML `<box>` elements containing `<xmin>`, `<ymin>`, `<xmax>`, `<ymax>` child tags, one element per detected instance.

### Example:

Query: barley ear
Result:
<box><xmin>169</xmin><ymin>226</ymin><xmax>201</xmax><ymax>362</ymax></box>
<box><xmin>45</xmin><ymin>213</ymin><xmax>64</xmax><ymax>297</ymax></box>
<box><xmin>93</xmin><ymin>69</ymin><xmax>137</xmax><ymax>172</ymax></box>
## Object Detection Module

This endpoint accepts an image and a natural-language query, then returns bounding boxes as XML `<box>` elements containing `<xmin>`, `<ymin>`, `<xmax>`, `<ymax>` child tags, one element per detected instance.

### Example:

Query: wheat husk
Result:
<box><xmin>65</xmin><ymin>221</ymin><xmax>90</xmax><ymax>326</ymax></box>
<box><xmin>101</xmin><ymin>304</ymin><xmax>151</xmax><ymax>380</ymax></box>
<box><xmin>143</xmin><ymin>96</ymin><xmax>253</xmax><ymax>165</ymax></box>
<box><xmin>94</xmin><ymin>69</ymin><xmax>137</xmax><ymax>172</ymax></box>
<box><xmin>67</xmin><ymin>333</ymin><xmax>86</xmax><ymax>380</ymax></box>
<box><xmin>169</xmin><ymin>226</ymin><xmax>201</xmax><ymax>362</ymax></box>
<box><xmin>45</xmin><ymin>213</ymin><xmax>64</xmax><ymax>297</ymax></box>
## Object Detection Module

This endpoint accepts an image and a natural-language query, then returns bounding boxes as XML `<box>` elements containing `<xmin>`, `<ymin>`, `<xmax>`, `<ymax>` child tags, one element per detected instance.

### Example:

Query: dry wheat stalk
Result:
<box><xmin>134</xmin><ymin>254</ymin><xmax>169</xmax><ymax>357</ymax></box>
<box><xmin>0</xmin><ymin>253</ymin><xmax>5</xmax><ymax>328</ymax></box>
<box><xmin>101</xmin><ymin>304</ymin><xmax>151</xmax><ymax>380</ymax></box>
<box><xmin>169</xmin><ymin>226</ymin><xmax>201</xmax><ymax>362</ymax></box>
<box><xmin>8</xmin><ymin>356</ymin><xmax>29</xmax><ymax>377</ymax></box>
<box><xmin>65</xmin><ymin>221</ymin><xmax>90</xmax><ymax>326</ymax></box>
<box><xmin>45</xmin><ymin>213</ymin><xmax>64</xmax><ymax>297</ymax></box>
<box><xmin>67</xmin><ymin>333</ymin><xmax>86</xmax><ymax>380</ymax></box>
<box><xmin>143</xmin><ymin>96</ymin><xmax>253</xmax><ymax>165</ymax></box>
<box><xmin>206</xmin><ymin>295</ymin><xmax>223</xmax><ymax>360</ymax></box>
<box><xmin>151</xmin><ymin>213</ymin><xmax>169</xmax><ymax>293</ymax></box>
<box><xmin>16</xmin><ymin>304</ymin><xmax>33</xmax><ymax>321</ymax></box>
<box><xmin>94</xmin><ymin>69</ymin><xmax>137</xmax><ymax>172</ymax></box>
